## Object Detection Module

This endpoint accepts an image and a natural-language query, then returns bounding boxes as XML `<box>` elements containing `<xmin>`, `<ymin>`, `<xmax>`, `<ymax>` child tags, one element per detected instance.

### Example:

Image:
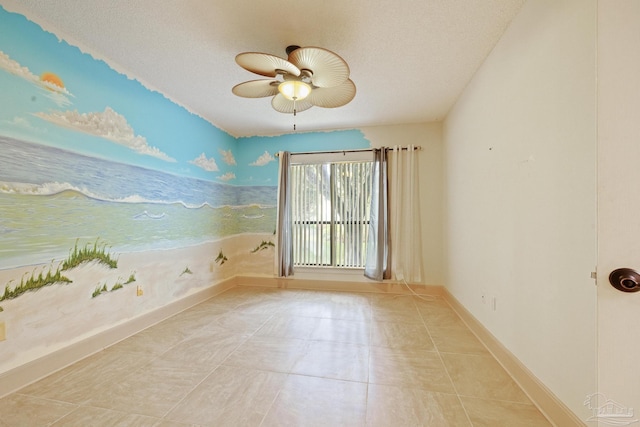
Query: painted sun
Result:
<box><xmin>40</xmin><ymin>72</ymin><xmax>64</xmax><ymax>89</ymax></box>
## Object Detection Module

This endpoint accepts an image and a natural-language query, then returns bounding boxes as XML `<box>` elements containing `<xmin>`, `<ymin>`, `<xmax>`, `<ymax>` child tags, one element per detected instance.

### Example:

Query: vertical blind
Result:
<box><xmin>290</xmin><ymin>161</ymin><xmax>373</xmax><ymax>267</ymax></box>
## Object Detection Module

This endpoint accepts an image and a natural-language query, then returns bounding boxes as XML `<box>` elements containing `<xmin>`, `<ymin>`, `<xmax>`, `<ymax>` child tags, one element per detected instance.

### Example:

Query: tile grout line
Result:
<box><xmin>153</xmin><ymin>306</ymin><xmax>243</xmax><ymax>421</ymax></box>
<box><xmin>159</xmin><ymin>298</ymin><xmax>279</xmax><ymax>422</ymax></box>
<box><xmin>364</xmin><ymin>295</ymin><xmax>374</xmax><ymax>426</ymax></box>
<box><xmin>413</xmin><ymin>296</ymin><xmax>475</xmax><ymax>427</ymax></box>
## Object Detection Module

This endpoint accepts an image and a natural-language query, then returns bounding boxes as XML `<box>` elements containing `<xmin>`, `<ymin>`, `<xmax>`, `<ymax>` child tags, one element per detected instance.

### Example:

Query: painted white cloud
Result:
<box><xmin>0</xmin><ymin>51</ymin><xmax>42</xmax><ymax>86</ymax></box>
<box><xmin>218</xmin><ymin>172</ymin><xmax>236</xmax><ymax>182</ymax></box>
<box><xmin>250</xmin><ymin>151</ymin><xmax>275</xmax><ymax>166</ymax></box>
<box><xmin>219</xmin><ymin>149</ymin><xmax>236</xmax><ymax>166</ymax></box>
<box><xmin>4</xmin><ymin>116</ymin><xmax>48</xmax><ymax>137</ymax></box>
<box><xmin>34</xmin><ymin>107</ymin><xmax>176</xmax><ymax>162</ymax></box>
<box><xmin>5</xmin><ymin>116</ymin><xmax>37</xmax><ymax>130</ymax></box>
<box><xmin>0</xmin><ymin>51</ymin><xmax>73</xmax><ymax>106</ymax></box>
<box><xmin>190</xmin><ymin>152</ymin><xmax>219</xmax><ymax>172</ymax></box>
<box><xmin>43</xmin><ymin>90</ymin><xmax>73</xmax><ymax>107</ymax></box>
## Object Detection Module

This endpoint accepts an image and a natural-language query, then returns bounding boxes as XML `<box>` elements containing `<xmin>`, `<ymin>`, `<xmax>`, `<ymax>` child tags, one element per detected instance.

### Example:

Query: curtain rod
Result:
<box><xmin>275</xmin><ymin>146</ymin><xmax>421</xmax><ymax>157</ymax></box>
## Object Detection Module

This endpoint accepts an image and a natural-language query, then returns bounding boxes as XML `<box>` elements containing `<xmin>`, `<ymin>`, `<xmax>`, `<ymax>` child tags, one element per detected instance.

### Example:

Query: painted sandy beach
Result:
<box><xmin>0</xmin><ymin>233</ymin><xmax>275</xmax><ymax>373</ymax></box>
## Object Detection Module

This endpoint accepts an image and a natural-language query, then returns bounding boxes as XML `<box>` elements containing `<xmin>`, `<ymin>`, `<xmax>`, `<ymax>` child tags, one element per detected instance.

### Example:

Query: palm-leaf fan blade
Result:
<box><xmin>235</xmin><ymin>52</ymin><xmax>300</xmax><ymax>78</ymax></box>
<box><xmin>232</xmin><ymin>80</ymin><xmax>279</xmax><ymax>98</ymax></box>
<box><xmin>308</xmin><ymin>79</ymin><xmax>356</xmax><ymax>108</ymax></box>
<box><xmin>288</xmin><ymin>47</ymin><xmax>350</xmax><ymax>88</ymax></box>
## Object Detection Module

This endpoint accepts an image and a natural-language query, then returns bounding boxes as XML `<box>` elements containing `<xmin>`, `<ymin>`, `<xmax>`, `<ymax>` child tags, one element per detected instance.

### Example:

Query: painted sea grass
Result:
<box><xmin>92</xmin><ymin>273</ymin><xmax>136</xmax><ymax>298</ymax></box>
<box><xmin>92</xmin><ymin>283</ymin><xmax>108</xmax><ymax>298</ymax></box>
<box><xmin>62</xmin><ymin>238</ymin><xmax>118</xmax><ymax>271</ymax></box>
<box><xmin>1</xmin><ymin>238</ymin><xmax>119</xmax><ymax>305</ymax></box>
<box><xmin>250</xmin><ymin>240</ymin><xmax>275</xmax><ymax>253</ymax></box>
<box><xmin>215</xmin><ymin>250</ymin><xmax>228</xmax><ymax>265</ymax></box>
<box><xmin>1</xmin><ymin>263</ymin><xmax>71</xmax><ymax>302</ymax></box>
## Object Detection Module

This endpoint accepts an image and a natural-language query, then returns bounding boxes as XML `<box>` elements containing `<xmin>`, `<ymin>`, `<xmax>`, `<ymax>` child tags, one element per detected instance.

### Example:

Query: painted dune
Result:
<box><xmin>0</xmin><ymin>233</ymin><xmax>274</xmax><ymax>374</ymax></box>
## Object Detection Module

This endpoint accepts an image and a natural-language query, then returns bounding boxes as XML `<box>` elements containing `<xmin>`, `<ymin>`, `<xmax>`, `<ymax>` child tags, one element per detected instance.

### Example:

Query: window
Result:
<box><xmin>290</xmin><ymin>159</ymin><xmax>373</xmax><ymax>268</ymax></box>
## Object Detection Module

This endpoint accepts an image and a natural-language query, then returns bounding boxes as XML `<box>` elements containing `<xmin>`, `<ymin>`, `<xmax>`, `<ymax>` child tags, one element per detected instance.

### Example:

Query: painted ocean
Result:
<box><xmin>0</xmin><ymin>136</ymin><xmax>277</xmax><ymax>269</ymax></box>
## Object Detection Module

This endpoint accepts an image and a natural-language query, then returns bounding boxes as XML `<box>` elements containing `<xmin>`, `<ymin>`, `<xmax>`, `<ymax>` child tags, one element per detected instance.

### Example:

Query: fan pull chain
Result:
<box><xmin>293</xmin><ymin>98</ymin><xmax>298</xmax><ymax>131</ymax></box>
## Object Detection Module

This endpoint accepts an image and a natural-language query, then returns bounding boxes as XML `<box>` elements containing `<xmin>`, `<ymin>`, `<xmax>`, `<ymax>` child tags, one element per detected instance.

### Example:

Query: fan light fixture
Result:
<box><xmin>278</xmin><ymin>80</ymin><xmax>311</xmax><ymax>101</ymax></box>
<box><xmin>232</xmin><ymin>45</ymin><xmax>356</xmax><ymax>130</ymax></box>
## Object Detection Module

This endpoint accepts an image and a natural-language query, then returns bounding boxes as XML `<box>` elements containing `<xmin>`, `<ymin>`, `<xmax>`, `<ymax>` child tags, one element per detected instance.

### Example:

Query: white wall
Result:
<box><xmin>276</xmin><ymin>123</ymin><xmax>444</xmax><ymax>287</ymax></box>
<box><xmin>361</xmin><ymin>122</ymin><xmax>443</xmax><ymax>286</ymax></box>
<box><xmin>443</xmin><ymin>0</ymin><xmax>596</xmax><ymax>420</ymax></box>
<box><xmin>597</xmin><ymin>1</ymin><xmax>640</xmax><ymax>422</ymax></box>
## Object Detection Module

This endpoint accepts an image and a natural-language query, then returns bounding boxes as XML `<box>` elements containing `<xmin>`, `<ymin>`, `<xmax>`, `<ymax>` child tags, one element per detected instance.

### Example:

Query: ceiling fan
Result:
<box><xmin>232</xmin><ymin>45</ymin><xmax>356</xmax><ymax>117</ymax></box>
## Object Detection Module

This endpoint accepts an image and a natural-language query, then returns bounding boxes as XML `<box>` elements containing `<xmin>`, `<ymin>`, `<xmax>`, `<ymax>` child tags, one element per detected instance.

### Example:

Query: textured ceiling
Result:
<box><xmin>1</xmin><ymin>0</ymin><xmax>525</xmax><ymax>137</ymax></box>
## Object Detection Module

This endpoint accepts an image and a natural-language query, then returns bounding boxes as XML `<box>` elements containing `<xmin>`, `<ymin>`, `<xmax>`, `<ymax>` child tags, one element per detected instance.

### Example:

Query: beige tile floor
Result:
<box><xmin>0</xmin><ymin>286</ymin><xmax>553</xmax><ymax>426</ymax></box>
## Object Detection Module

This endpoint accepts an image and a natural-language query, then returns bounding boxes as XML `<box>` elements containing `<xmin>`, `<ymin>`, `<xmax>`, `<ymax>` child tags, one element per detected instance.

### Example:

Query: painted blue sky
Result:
<box><xmin>0</xmin><ymin>6</ymin><xmax>371</xmax><ymax>186</ymax></box>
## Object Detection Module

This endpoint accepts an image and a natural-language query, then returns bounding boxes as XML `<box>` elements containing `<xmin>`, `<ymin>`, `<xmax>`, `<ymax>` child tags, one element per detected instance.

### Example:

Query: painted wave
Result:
<box><xmin>0</xmin><ymin>136</ymin><xmax>278</xmax><ymax>209</ymax></box>
<box><xmin>0</xmin><ymin>181</ymin><xmax>275</xmax><ymax>210</ymax></box>
<box><xmin>241</xmin><ymin>214</ymin><xmax>265</xmax><ymax>219</ymax></box>
<box><xmin>133</xmin><ymin>211</ymin><xmax>167</xmax><ymax>220</ymax></box>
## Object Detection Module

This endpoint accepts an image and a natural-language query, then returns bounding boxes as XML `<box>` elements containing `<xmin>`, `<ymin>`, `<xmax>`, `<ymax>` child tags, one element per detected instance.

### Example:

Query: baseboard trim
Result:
<box><xmin>442</xmin><ymin>289</ymin><xmax>586</xmax><ymax>427</ymax></box>
<box><xmin>0</xmin><ymin>277</ymin><xmax>236</xmax><ymax>398</ymax></box>
<box><xmin>235</xmin><ymin>274</ymin><xmax>445</xmax><ymax>295</ymax></box>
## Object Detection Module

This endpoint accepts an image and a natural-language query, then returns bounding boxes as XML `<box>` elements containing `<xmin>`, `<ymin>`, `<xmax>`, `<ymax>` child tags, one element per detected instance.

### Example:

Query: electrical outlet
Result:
<box><xmin>0</xmin><ymin>321</ymin><xmax>6</xmax><ymax>341</ymax></box>
<box><xmin>136</xmin><ymin>286</ymin><xmax>143</xmax><ymax>296</ymax></box>
<box><xmin>491</xmin><ymin>297</ymin><xmax>497</xmax><ymax>311</ymax></box>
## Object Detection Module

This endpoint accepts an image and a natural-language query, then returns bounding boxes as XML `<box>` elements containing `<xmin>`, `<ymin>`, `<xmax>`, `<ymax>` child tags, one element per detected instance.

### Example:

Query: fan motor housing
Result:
<box><xmin>286</xmin><ymin>45</ymin><xmax>301</xmax><ymax>55</ymax></box>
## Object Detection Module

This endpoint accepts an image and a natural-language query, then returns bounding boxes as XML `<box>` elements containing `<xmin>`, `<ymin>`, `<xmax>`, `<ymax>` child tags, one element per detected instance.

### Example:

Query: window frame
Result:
<box><xmin>289</xmin><ymin>150</ymin><xmax>374</xmax><ymax>271</ymax></box>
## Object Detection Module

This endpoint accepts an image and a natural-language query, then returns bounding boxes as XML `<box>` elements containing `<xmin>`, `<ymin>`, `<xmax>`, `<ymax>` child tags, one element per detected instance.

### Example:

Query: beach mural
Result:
<box><xmin>0</xmin><ymin>6</ymin><xmax>371</xmax><ymax>374</ymax></box>
<box><xmin>0</xmin><ymin>6</ymin><xmax>263</xmax><ymax>373</ymax></box>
